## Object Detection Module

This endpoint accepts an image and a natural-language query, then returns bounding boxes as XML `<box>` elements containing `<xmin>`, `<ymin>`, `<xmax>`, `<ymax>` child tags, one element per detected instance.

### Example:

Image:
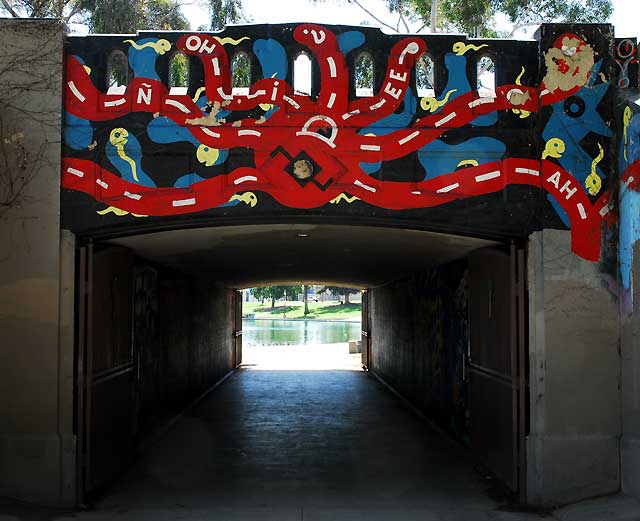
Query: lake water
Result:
<box><xmin>242</xmin><ymin>319</ymin><xmax>361</xmax><ymax>346</ymax></box>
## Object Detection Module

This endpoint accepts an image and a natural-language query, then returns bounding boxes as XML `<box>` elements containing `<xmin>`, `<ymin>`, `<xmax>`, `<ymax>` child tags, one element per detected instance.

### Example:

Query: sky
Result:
<box><xmin>179</xmin><ymin>0</ymin><xmax>639</xmax><ymax>39</ymax></box>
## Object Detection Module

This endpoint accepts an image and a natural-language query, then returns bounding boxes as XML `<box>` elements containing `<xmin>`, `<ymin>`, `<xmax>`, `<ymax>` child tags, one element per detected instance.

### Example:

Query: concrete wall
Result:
<box><xmin>621</xmin><ymin>242</ymin><xmax>640</xmax><ymax>498</ymax></box>
<box><xmin>527</xmin><ymin>229</ymin><xmax>620</xmax><ymax>506</ymax></box>
<box><xmin>368</xmin><ymin>261</ymin><xmax>469</xmax><ymax>441</ymax></box>
<box><xmin>134</xmin><ymin>262</ymin><xmax>235</xmax><ymax>439</ymax></box>
<box><xmin>0</xmin><ymin>19</ymin><xmax>72</xmax><ymax>506</ymax></box>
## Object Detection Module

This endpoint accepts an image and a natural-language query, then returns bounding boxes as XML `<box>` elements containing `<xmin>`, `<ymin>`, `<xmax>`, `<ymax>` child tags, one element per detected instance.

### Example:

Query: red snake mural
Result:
<box><xmin>62</xmin><ymin>25</ymin><xmax>611</xmax><ymax>261</ymax></box>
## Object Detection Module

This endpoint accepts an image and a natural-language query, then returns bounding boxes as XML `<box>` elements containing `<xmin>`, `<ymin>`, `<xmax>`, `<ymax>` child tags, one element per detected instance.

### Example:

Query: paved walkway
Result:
<box><xmin>62</xmin><ymin>366</ymin><xmax>549</xmax><ymax>520</ymax></box>
<box><xmin>3</xmin><ymin>353</ymin><xmax>640</xmax><ymax>520</ymax></box>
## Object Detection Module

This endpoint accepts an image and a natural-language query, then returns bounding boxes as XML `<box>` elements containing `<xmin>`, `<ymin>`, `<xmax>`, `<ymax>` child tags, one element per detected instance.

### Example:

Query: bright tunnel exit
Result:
<box><xmin>240</xmin><ymin>285</ymin><xmax>364</xmax><ymax>370</ymax></box>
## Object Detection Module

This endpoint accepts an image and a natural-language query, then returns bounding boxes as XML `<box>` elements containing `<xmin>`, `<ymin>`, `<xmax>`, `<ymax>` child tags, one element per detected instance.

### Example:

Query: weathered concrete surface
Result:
<box><xmin>368</xmin><ymin>261</ymin><xmax>469</xmax><ymax>441</ymax></box>
<box><xmin>527</xmin><ymin>230</ymin><xmax>620</xmax><ymax>506</ymax></box>
<box><xmin>0</xmin><ymin>19</ymin><xmax>70</xmax><ymax>506</ymax></box>
<box><xmin>553</xmin><ymin>494</ymin><xmax>640</xmax><ymax>521</ymax></box>
<box><xmin>134</xmin><ymin>265</ymin><xmax>235</xmax><ymax>439</ymax></box>
<box><xmin>52</xmin><ymin>370</ymin><xmax>541</xmax><ymax>520</ymax></box>
<box><xmin>621</xmin><ymin>241</ymin><xmax>640</xmax><ymax>499</ymax></box>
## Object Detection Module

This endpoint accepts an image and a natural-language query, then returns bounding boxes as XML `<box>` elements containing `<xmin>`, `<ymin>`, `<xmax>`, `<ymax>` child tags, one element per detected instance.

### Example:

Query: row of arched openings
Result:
<box><xmin>106</xmin><ymin>50</ymin><xmax>496</xmax><ymax>98</ymax></box>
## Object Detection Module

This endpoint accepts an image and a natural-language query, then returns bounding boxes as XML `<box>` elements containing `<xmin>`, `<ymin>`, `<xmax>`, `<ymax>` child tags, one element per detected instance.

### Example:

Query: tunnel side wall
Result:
<box><xmin>621</xmin><ymin>242</ymin><xmax>640</xmax><ymax>498</ymax></box>
<box><xmin>527</xmin><ymin>229</ymin><xmax>620</xmax><ymax>506</ymax></box>
<box><xmin>0</xmin><ymin>20</ymin><xmax>72</xmax><ymax>507</ymax></box>
<box><xmin>133</xmin><ymin>261</ymin><xmax>235</xmax><ymax>442</ymax></box>
<box><xmin>368</xmin><ymin>261</ymin><xmax>469</xmax><ymax>441</ymax></box>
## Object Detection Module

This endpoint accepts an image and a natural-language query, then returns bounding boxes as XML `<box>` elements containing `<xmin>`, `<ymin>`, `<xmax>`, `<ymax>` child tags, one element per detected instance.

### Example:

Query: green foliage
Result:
<box><xmin>232</xmin><ymin>52</ymin><xmax>251</xmax><ymax>87</ymax></box>
<box><xmin>251</xmin><ymin>285</ymin><xmax>303</xmax><ymax>307</ymax></box>
<box><xmin>88</xmin><ymin>0</ymin><xmax>189</xmax><ymax>33</ymax></box>
<box><xmin>209</xmin><ymin>0</ymin><xmax>242</xmax><ymax>30</ymax></box>
<box><xmin>416</xmin><ymin>55</ymin><xmax>434</xmax><ymax>91</ymax></box>
<box><xmin>108</xmin><ymin>50</ymin><xmax>129</xmax><ymax>87</ymax></box>
<box><xmin>404</xmin><ymin>0</ymin><xmax>612</xmax><ymax>36</ymax></box>
<box><xmin>244</xmin><ymin>300</ymin><xmax>362</xmax><ymax>320</ymax></box>
<box><xmin>170</xmin><ymin>52</ymin><xmax>188</xmax><ymax>87</ymax></box>
<box><xmin>319</xmin><ymin>286</ymin><xmax>360</xmax><ymax>303</ymax></box>
<box><xmin>0</xmin><ymin>0</ymin><xmax>192</xmax><ymax>31</ymax></box>
<box><xmin>354</xmin><ymin>52</ymin><xmax>374</xmax><ymax>90</ymax></box>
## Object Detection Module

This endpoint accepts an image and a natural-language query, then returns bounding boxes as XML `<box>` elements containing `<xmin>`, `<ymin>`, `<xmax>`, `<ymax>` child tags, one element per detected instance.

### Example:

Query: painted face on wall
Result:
<box><xmin>293</xmin><ymin>160</ymin><xmax>313</xmax><ymax>180</ymax></box>
<box><xmin>542</xmin><ymin>34</ymin><xmax>595</xmax><ymax>93</ymax></box>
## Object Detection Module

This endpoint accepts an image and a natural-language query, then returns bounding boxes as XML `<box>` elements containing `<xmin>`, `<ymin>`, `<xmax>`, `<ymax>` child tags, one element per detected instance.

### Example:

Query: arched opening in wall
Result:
<box><xmin>169</xmin><ymin>52</ymin><xmax>189</xmax><ymax>95</ymax></box>
<box><xmin>354</xmin><ymin>52</ymin><xmax>374</xmax><ymax>97</ymax></box>
<box><xmin>416</xmin><ymin>54</ymin><xmax>435</xmax><ymax>98</ymax></box>
<box><xmin>107</xmin><ymin>50</ymin><xmax>129</xmax><ymax>94</ymax></box>
<box><xmin>293</xmin><ymin>52</ymin><xmax>312</xmax><ymax>96</ymax></box>
<box><xmin>232</xmin><ymin>52</ymin><xmax>251</xmax><ymax>95</ymax></box>
<box><xmin>477</xmin><ymin>56</ymin><xmax>496</xmax><ymax>97</ymax></box>
<box><xmin>73</xmin><ymin>223</ymin><xmax>527</xmax><ymax>507</ymax></box>
<box><xmin>242</xmin><ymin>284</ymin><xmax>364</xmax><ymax>370</ymax></box>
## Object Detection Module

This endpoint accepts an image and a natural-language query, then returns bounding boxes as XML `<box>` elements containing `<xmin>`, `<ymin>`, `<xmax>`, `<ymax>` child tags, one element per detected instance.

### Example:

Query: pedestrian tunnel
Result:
<box><xmin>58</xmin><ymin>18</ymin><xmax>628</xmax><ymax>511</ymax></box>
<box><xmin>75</xmin><ymin>223</ymin><xmax>528</xmax><ymax>507</ymax></box>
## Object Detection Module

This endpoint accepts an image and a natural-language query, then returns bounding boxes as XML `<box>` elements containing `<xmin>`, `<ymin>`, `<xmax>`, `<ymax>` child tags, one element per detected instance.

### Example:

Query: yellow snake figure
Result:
<box><xmin>542</xmin><ymin>138</ymin><xmax>566</xmax><ymax>160</ymax></box>
<box><xmin>624</xmin><ymin>106</ymin><xmax>632</xmax><ymax>162</ymax></box>
<box><xmin>214</xmin><ymin>36</ymin><xmax>249</xmax><ymax>46</ymax></box>
<box><xmin>452</xmin><ymin>42</ymin><xmax>488</xmax><ymax>56</ymax></box>
<box><xmin>229</xmin><ymin>192</ymin><xmax>258</xmax><ymax>207</ymax></box>
<box><xmin>420</xmin><ymin>89</ymin><xmax>457</xmax><ymax>112</ymax></box>
<box><xmin>330</xmin><ymin>193</ymin><xmax>360</xmax><ymax>204</ymax></box>
<box><xmin>585</xmin><ymin>144</ymin><xmax>604</xmax><ymax>196</ymax></box>
<box><xmin>109</xmin><ymin>128</ymin><xmax>139</xmax><ymax>182</ymax></box>
<box><xmin>512</xmin><ymin>67</ymin><xmax>532</xmax><ymax>119</ymax></box>
<box><xmin>123</xmin><ymin>39</ymin><xmax>171</xmax><ymax>55</ymax></box>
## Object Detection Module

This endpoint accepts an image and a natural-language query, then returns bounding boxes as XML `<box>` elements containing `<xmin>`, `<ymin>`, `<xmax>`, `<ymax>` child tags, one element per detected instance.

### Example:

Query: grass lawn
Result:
<box><xmin>243</xmin><ymin>300</ymin><xmax>361</xmax><ymax>321</ymax></box>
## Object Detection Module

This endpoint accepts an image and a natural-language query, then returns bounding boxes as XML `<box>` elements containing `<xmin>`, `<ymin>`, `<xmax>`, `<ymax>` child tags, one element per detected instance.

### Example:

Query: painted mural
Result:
<box><xmin>62</xmin><ymin>24</ymin><xmax>617</xmax><ymax>262</ymax></box>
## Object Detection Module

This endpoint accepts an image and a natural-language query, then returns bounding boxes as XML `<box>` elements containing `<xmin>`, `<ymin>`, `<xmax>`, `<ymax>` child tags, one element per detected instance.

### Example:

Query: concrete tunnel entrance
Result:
<box><xmin>74</xmin><ymin>223</ymin><xmax>529</xmax><ymax>510</ymax></box>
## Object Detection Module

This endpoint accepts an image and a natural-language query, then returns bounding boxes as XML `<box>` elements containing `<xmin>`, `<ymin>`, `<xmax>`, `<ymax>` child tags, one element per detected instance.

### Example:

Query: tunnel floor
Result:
<box><xmin>70</xmin><ymin>368</ymin><xmax>542</xmax><ymax>521</ymax></box>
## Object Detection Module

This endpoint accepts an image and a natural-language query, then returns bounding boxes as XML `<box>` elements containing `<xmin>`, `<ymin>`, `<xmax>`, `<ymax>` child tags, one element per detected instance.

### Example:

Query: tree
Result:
<box><xmin>0</xmin><ymin>0</ymin><xmax>89</xmax><ymax>20</ymax></box>
<box><xmin>1</xmin><ymin>21</ymin><xmax>59</xmax><ymax>221</ymax></box>
<box><xmin>319</xmin><ymin>286</ymin><xmax>360</xmax><ymax>305</ymax></box>
<box><xmin>251</xmin><ymin>285</ymin><xmax>302</xmax><ymax>308</ymax></box>
<box><xmin>303</xmin><ymin>284</ymin><xmax>310</xmax><ymax>315</ymax></box>
<box><xmin>333</xmin><ymin>0</ymin><xmax>612</xmax><ymax>38</ymax></box>
<box><xmin>209</xmin><ymin>0</ymin><xmax>243</xmax><ymax>30</ymax></box>
<box><xmin>0</xmin><ymin>0</ymin><xmax>191</xmax><ymax>32</ymax></box>
<box><xmin>88</xmin><ymin>0</ymin><xmax>189</xmax><ymax>34</ymax></box>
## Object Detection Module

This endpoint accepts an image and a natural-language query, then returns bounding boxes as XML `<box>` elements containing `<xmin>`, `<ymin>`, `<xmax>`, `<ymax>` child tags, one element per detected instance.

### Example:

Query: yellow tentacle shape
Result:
<box><xmin>229</xmin><ymin>192</ymin><xmax>258</xmax><ymax>207</ymax></box>
<box><xmin>452</xmin><ymin>42</ymin><xmax>488</xmax><ymax>56</ymax></box>
<box><xmin>542</xmin><ymin>138</ymin><xmax>566</xmax><ymax>160</ymax></box>
<box><xmin>197</xmin><ymin>144</ymin><xmax>220</xmax><ymax>166</ymax></box>
<box><xmin>329</xmin><ymin>193</ymin><xmax>360</xmax><ymax>204</ymax></box>
<box><xmin>624</xmin><ymin>106</ymin><xmax>632</xmax><ymax>162</ymax></box>
<box><xmin>420</xmin><ymin>89</ymin><xmax>457</xmax><ymax>112</ymax></box>
<box><xmin>515</xmin><ymin>67</ymin><xmax>525</xmax><ymax>86</ymax></box>
<box><xmin>193</xmin><ymin>87</ymin><xmax>206</xmax><ymax>103</ymax></box>
<box><xmin>512</xmin><ymin>108</ymin><xmax>532</xmax><ymax>119</ymax></box>
<box><xmin>109</xmin><ymin>128</ymin><xmax>139</xmax><ymax>182</ymax></box>
<box><xmin>123</xmin><ymin>39</ymin><xmax>171</xmax><ymax>55</ymax></box>
<box><xmin>97</xmin><ymin>206</ymin><xmax>147</xmax><ymax>217</ymax></box>
<box><xmin>214</xmin><ymin>36</ymin><xmax>249</xmax><ymax>46</ymax></box>
<box><xmin>457</xmin><ymin>159</ymin><xmax>479</xmax><ymax>168</ymax></box>
<box><xmin>585</xmin><ymin>144</ymin><xmax>604</xmax><ymax>196</ymax></box>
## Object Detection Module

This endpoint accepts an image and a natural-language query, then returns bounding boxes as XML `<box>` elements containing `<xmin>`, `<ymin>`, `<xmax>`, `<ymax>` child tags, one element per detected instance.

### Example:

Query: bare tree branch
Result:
<box><xmin>348</xmin><ymin>0</ymin><xmax>399</xmax><ymax>33</ymax></box>
<box><xmin>0</xmin><ymin>0</ymin><xmax>20</xmax><ymax>17</ymax></box>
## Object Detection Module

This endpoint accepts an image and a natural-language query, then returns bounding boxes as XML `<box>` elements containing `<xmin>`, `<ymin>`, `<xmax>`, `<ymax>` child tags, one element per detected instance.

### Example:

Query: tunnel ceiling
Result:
<box><xmin>106</xmin><ymin>224</ymin><xmax>500</xmax><ymax>288</ymax></box>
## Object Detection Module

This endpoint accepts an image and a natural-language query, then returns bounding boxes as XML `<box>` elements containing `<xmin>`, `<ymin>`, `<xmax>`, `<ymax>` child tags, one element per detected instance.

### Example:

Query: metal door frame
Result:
<box><xmin>75</xmin><ymin>241</ymin><xmax>92</xmax><ymax>504</ymax></box>
<box><xmin>468</xmin><ymin>243</ymin><xmax>528</xmax><ymax>502</ymax></box>
<box><xmin>361</xmin><ymin>290</ymin><xmax>370</xmax><ymax>369</ymax></box>
<box><xmin>233</xmin><ymin>289</ymin><xmax>243</xmax><ymax>368</ymax></box>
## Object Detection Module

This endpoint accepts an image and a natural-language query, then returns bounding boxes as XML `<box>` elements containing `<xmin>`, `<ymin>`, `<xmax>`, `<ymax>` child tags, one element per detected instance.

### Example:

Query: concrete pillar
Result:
<box><xmin>527</xmin><ymin>230</ymin><xmax>620</xmax><ymax>506</ymax></box>
<box><xmin>0</xmin><ymin>19</ymin><xmax>74</xmax><ymax>506</ymax></box>
<box><xmin>621</xmin><ymin>241</ymin><xmax>640</xmax><ymax>498</ymax></box>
